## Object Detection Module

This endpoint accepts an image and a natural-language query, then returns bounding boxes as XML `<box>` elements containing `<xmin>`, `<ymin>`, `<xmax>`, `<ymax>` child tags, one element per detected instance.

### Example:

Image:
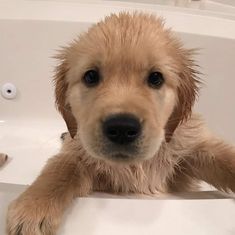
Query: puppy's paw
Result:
<box><xmin>0</xmin><ymin>153</ymin><xmax>8</xmax><ymax>167</ymax></box>
<box><xmin>6</xmin><ymin>197</ymin><xmax>60</xmax><ymax>235</ymax></box>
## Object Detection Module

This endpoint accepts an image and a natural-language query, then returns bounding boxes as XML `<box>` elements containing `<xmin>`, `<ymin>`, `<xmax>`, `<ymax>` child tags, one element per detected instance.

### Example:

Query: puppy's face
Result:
<box><xmin>55</xmin><ymin>13</ymin><xmax>199</xmax><ymax>162</ymax></box>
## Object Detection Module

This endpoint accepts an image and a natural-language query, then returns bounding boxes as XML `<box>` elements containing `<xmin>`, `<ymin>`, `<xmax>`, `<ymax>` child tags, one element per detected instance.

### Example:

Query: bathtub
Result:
<box><xmin>1</xmin><ymin>0</ymin><xmax>235</xmax><ymax>234</ymax></box>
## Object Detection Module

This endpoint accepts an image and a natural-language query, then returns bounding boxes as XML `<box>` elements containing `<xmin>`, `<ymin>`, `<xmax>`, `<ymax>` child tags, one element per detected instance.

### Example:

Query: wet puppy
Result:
<box><xmin>7</xmin><ymin>13</ymin><xmax>235</xmax><ymax>235</ymax></box>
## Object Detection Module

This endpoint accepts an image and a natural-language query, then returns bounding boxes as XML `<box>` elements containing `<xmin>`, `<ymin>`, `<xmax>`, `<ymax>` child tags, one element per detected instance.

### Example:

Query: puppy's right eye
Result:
<box><xmin>147</xmin><ymin>72</ymin><xmax>164</xmax><ymax>89</ymax></box>
<box><xmin>83</xmin><ymin>70</ymin><xmax>100</xmax><ymax>87</ymax></box>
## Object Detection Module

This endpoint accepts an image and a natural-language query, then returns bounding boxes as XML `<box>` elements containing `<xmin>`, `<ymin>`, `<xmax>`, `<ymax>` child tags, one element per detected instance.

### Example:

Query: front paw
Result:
<box><xmin>6</xmin><ymin>196</ymin><xmax>60</xmax><ymax>235</ymax></box>
<box><xmin>0</xmin><ymin>153</ymin><xmax>8</xmax><ymax>167</ymax></box>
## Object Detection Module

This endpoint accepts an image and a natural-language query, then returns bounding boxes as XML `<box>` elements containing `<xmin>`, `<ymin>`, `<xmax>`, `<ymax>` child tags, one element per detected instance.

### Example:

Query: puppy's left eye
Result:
<box><xmin>83</xmin><ymin>70</ymin><xmax>100</xmax><ymax>87</ymax></box>
<box><xmin>147</xmin><ymin>72</ymin><xmax>164</xmax><ymax>88</ymax></box>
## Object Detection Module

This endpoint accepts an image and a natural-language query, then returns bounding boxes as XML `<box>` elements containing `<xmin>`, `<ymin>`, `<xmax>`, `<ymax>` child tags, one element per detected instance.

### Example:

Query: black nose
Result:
<box><xmin>103</xmin><ymin>114</ymin><xmax>141</xmax><ymax>145</ymax></box>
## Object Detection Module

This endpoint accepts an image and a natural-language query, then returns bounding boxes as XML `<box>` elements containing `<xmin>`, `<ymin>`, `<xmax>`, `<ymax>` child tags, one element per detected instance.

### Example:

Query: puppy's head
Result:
<box><xmin>54</xmin><ymin>13</ymin><xmax>199</xmax><ymax>162</ymax></box>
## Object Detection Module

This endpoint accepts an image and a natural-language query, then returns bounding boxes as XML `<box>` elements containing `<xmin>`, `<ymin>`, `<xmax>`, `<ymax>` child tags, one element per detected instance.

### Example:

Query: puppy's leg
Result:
<box><xmin>167</xmin><ymin>166</ymin><xmax>199</xmax><ymax>192</ymax></box>
<box><xmin>181</xmin><ymin>138</ymin><xmax>235</xmax><ymax>192</ymax></box>
<box><xmin>6</xmin><ymin>153</ymin><xmax>92</xmax><ymax>235</ymax></box>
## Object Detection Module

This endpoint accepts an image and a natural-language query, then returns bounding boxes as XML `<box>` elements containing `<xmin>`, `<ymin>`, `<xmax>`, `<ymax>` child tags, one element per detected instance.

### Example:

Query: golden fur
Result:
<box><xmin>6</xmin><ymin>13</ymin><xmax>235</xmax><ymax>235</ymax></box>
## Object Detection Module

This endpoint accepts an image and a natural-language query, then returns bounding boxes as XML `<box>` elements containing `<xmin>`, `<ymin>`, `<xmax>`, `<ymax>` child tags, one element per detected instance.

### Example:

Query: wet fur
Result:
<box><xmin>6</xmin><ymin>13</ymin><xmax>235</xmax><ymax>235</ymax></box>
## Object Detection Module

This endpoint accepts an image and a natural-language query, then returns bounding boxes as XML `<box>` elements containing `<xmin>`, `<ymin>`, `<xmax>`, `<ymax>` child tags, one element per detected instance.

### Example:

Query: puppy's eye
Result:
<box><xmin>83</xmin><ymin>70</ymin><xmax>100</xmax><ymax>87</ymax></box>
<box><xmin>147</xmin><ymin>72</ymin><xmax>164</xmax><ymax>88</ymax></box>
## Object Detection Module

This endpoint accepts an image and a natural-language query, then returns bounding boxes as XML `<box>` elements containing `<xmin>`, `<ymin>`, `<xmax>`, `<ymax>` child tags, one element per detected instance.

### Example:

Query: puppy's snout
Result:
<box><xmin>103</xmin><ymin>114</ymin><xmax>141</xmax><ymax>145</ymax></box>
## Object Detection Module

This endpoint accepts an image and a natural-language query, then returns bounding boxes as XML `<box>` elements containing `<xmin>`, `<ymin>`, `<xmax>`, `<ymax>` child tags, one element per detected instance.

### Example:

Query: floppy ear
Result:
<box><xmin>165</xmin><ymin>50</ymin><xmax>200</xmax><ymax>142</ymax></box>
<box><xmin>54</xmin><ymin>52</ymin><xmax>78</xmax><ymax>138</ymax></box>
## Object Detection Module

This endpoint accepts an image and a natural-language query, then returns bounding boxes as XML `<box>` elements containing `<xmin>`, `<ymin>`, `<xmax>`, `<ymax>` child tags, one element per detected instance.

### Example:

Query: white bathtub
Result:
<box><xmin>1</xmin><ymin>1</ymin><xmax>235</xmax><ymax>234</ymax></box>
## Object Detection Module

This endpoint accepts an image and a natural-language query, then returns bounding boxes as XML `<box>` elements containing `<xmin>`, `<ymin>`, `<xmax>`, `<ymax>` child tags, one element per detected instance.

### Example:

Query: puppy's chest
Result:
<box><xmin>93</xmin><ymin>158</ymin><xmax>176</xmax><ymax>194</ymax></box>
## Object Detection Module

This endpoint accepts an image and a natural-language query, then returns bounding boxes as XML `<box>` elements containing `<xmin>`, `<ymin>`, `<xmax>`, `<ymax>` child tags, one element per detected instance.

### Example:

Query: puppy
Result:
<box><xmin>6</xmin><ymin>13</ymin><xmax>235</xmax><ymax>235</ymax></box>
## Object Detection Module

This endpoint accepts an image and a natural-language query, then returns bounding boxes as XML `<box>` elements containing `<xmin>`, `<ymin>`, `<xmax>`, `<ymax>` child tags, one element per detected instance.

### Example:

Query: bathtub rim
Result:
<box><xmin>0</xmin><ymin>0</ymin><xmax>235</xmax><ymax>40</ymax></box>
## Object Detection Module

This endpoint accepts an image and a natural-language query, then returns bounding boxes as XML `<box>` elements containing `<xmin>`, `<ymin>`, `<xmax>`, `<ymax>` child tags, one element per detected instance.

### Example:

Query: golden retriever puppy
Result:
<box><xmin>6</xmin><ymin>12</ymin><xmax>235</xmax><ymax>235</ymax></box>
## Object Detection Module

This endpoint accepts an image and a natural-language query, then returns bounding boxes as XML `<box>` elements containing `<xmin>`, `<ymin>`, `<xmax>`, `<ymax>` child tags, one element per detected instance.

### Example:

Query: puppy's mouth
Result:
<box><xmin>102</xmin><ymin>144</ymin><xmax>140</xmax><ymax>162</ymax></box>
<box><xmin>110</xmin><ymin>153</ymin><xmax>133</xmax><ymax>161</ymax></box>
<box><xmin>84</xmin><ymin>132</ymin><xmax>161</xmax><ymax>163</ymax></box>
<box><xmin>81</xmin><ymin>113</ymin><xmax>163</xmax><ymax>162</ymax></box>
